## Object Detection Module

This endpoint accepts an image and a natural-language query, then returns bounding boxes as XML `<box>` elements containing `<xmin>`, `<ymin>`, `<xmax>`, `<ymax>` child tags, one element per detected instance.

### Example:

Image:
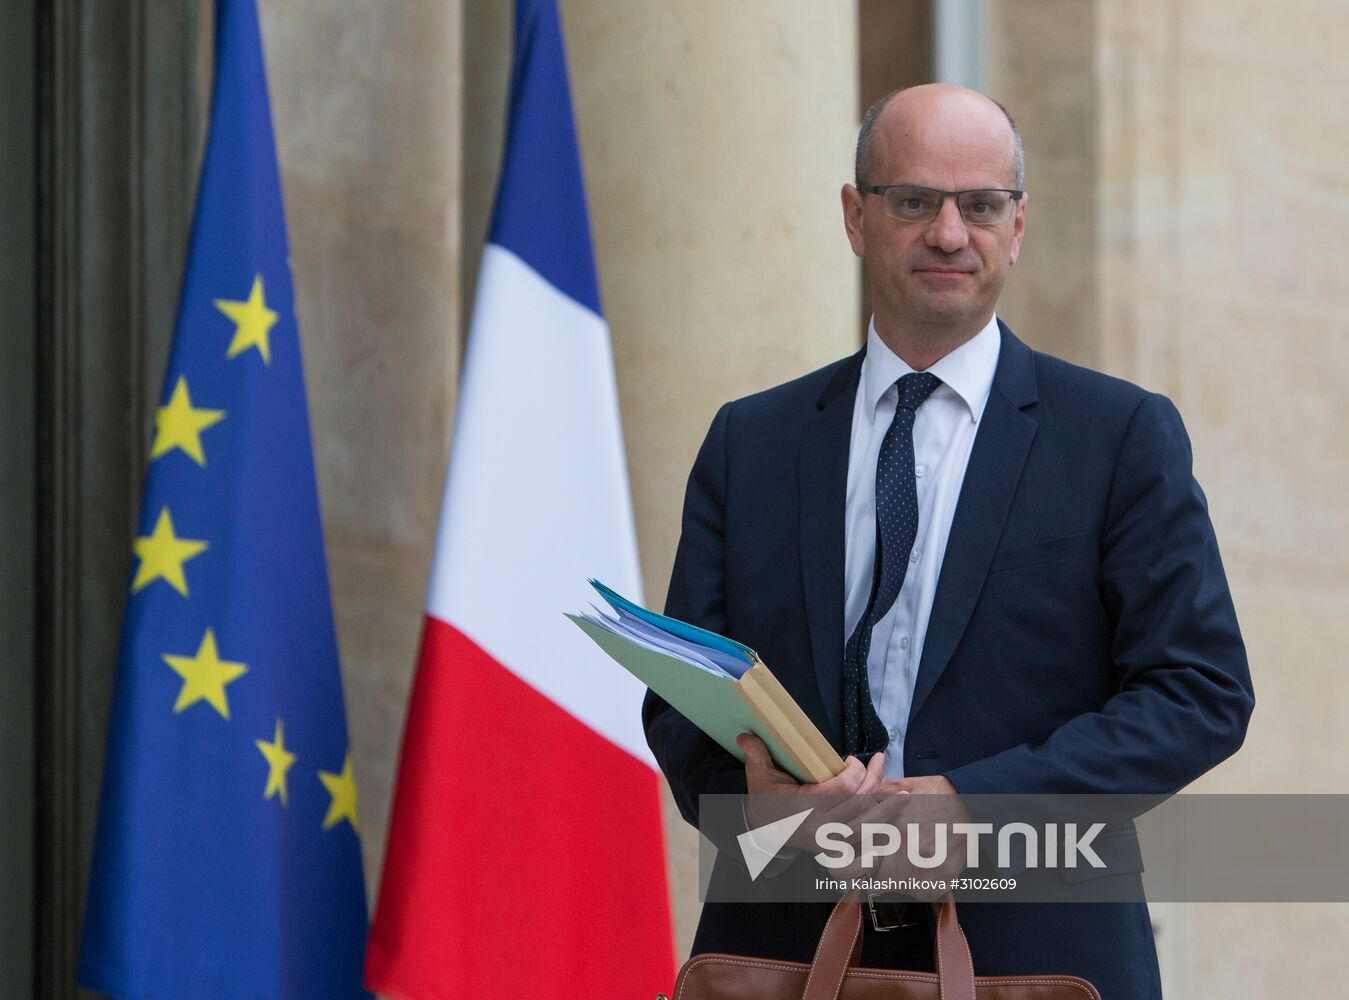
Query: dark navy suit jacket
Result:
<box><xmin>643</xmin><ymin>322</ymin><xmax>1254</xmax><ymax>999</ymax></box>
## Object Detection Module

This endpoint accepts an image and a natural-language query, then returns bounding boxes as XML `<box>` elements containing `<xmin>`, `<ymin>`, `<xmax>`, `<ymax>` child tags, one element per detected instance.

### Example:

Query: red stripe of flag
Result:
<box><xmin>366</xmin><ymin>615</ymin><xmax>674</xmax><ymax>998</ymax></box>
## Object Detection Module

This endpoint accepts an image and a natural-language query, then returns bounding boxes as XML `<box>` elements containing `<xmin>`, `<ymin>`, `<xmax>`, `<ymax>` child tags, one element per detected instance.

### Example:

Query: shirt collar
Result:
<box><xmin>861</xmin><ymin>313</ymin><xmax>1002</xmax><ymax>425</ymax></box>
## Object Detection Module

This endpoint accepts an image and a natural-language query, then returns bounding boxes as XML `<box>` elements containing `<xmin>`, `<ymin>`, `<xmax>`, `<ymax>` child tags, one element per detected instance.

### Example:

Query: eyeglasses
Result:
<box><xmin>858</xmin><ymin>184</ymin><xmax>1023</xmax><ymax>226</ymax></box>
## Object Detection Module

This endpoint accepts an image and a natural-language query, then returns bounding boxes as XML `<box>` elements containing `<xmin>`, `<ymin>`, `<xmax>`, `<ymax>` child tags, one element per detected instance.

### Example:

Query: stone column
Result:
<box><xmin>984</xmin><ymin>0</ymin><xmax>1099</xmax><ymax>366</ymax></box>
<box><xmin>1097</xmin><ymin>3</ymin><xmax>1349</xmax><ymax>990</ymax></box>
<box><xmin>986</xmin><ymin>2</ymin><xmax>1349</xmax><ymax>995</ymax></box>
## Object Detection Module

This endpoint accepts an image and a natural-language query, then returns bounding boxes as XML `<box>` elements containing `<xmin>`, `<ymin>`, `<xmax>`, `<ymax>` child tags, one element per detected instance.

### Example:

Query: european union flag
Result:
<box><xmin>80</xmin><ymin>1</ymin><xmax>370</xmax><ymax>996</ymax></box>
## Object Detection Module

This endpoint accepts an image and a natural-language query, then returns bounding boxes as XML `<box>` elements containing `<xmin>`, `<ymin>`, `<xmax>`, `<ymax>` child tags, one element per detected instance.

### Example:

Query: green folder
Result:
<box><xmin>568</xmin><ymin>612</ymin><xmax>844</xmax><ymax>784</ymax></box>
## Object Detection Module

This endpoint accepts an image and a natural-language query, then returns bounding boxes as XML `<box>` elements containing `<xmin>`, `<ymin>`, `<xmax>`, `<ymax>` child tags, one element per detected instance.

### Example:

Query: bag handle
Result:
<box><xmin>931</xmin><ymin>897</ymin><xmax>976</xmax><ymax>1000</ymax></box>
<box><xmin>802</xmin><ymin>895</ymin><xmax>975</xmax><ymax>1000</ymax></box>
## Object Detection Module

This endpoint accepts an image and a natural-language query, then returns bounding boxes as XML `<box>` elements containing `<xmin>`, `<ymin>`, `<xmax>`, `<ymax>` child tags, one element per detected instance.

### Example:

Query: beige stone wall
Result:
<box><xmin>988</xmin><ymin>1</ymin><xmax>1349</xmax><ymax>994</ymax></box>
<box><xmin>984</xmin><ymin>0</ymin><xmax>1099</xmax><ymax>365</ymax></box>
<box><xmin>259</xmin><ymin>0</ymin><xmax>464</xmax><ymax>897</ymax></box>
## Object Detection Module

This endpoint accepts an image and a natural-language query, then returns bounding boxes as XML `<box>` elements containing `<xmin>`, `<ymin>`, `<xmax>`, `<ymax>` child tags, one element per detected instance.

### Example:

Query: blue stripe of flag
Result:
<box><xmin>488</xmin><ymin>0</ymin><xmax>603</xmax><ymax>316</ymax></box>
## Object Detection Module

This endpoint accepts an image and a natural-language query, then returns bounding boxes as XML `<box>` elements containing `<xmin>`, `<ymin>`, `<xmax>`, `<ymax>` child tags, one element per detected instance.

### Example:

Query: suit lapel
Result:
<box><xmin>798</xmin><ymin>350</ymin><xmax>863</xmax><ymax>749</ymax></box>
<box><xmin>908</xmin><ymin>323</ymin><xmax>1040</xmax><ymax>723</ymax></box>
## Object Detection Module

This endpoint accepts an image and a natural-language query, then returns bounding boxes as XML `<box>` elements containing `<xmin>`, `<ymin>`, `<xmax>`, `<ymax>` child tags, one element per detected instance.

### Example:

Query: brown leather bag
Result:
<box><xmin>667</xmin><ymin>897</ymin><xmax>1101</xmax><ymax>1000</ymax></box>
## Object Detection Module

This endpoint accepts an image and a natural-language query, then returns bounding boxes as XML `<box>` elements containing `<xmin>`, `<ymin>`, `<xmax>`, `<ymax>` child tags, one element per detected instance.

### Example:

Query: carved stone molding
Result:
<box><xmin>33</xmin><ymin>1</ymin><xmax>205</xmax><ymax>995</ymax></box>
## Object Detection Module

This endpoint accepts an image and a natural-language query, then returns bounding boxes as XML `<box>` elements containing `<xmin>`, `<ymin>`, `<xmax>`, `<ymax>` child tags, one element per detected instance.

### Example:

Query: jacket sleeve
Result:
<box><xmin>944</xmin><ymin>393</ymin><xmax>1255</xmax><ymax>797</ymax></box>
<box><xmin>642</xmin><ymin>402</ymin><xmax>749</xmax><ymax>829</ymax></box>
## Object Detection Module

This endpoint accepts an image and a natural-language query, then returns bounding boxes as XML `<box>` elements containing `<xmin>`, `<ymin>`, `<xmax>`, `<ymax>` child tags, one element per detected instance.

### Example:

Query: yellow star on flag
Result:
<box><xmin>162</xmin><ymin>628</ymin><xmax>248</xmax><ymax>719</ymax></box>
<box><xmin>214</xmin><ymin>274</ymin><xmax>279</xmax><ymax>364</ymax></box>
<box><xmin>255</xmin><ymin>718</ymin><xmax>297</xmax><ymax>806</ymax></box>
<box><xmin>318</xmin><ymin>753</ymin><xmax>360</xmax><ymax>833</ymax></box>
<box><xmin>150</xmin><ymin>376</ymin><xmax>225</xmax><ymax>466</ymax></box>
<box><xmin>132</xmin><ymin>507</ymin><xmax>208</xmax><ymax>596</ymax></box>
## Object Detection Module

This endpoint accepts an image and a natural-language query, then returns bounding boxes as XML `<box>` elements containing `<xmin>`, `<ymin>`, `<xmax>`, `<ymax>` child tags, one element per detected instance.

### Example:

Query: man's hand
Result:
<box><xmin>876</xmin><ymin>774</ymin><xmax>964</xmax><ymax>799</ymax></box>
<box><xmin>737</xmin><ymin>733</ymin><xmax>885</xmax><ymax>851</ymax></box>
<box><xmin>842</xmin><ymin>774</ymin><xmax>973</xmax><ymax>899</ymax></box>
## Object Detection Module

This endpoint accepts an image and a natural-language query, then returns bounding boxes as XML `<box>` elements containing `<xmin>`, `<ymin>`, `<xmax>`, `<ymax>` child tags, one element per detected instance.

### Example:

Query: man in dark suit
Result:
<box><xmin>642</xmin><ymin>84</ymin><xmax>1254</xmax><ymax>998</ymax></box>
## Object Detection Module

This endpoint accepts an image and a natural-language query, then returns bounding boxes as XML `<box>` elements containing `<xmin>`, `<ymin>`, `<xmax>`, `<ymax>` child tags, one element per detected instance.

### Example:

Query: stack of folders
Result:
<box><xmin>569</xmin><ymin>580</ymin><xmax>845</xmax><ymax>784</ymax></box>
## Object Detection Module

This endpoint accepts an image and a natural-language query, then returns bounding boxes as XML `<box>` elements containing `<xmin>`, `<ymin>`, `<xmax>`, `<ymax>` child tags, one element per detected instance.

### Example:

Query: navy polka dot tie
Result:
<box><xmin>842</xmin><ymin>371</ymin><xmax>942</xmax><ymax>760</ymax></box>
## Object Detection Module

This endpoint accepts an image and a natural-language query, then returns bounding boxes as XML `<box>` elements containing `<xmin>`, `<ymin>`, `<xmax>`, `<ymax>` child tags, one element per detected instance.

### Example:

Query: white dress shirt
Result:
<box><xmin>843</xmin><ymin>314</ymin><xmax>1001</xmax><ymax>777</ymax></box>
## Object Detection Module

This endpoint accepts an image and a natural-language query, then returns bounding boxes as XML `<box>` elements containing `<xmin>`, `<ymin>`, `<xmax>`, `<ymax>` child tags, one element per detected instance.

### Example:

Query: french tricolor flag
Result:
<box><xmin>364</xmin><ymin>1</ymin><xmax>676</xmax><ymax>997</ymax></box>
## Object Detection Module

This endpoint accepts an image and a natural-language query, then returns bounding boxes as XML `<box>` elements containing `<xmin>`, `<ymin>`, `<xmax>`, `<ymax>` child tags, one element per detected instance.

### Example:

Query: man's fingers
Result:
<box><xmin>857</xmin><ymin>751</ymin><xmax>886</xmax><ymax>794</ymax></box>
<box><xmin>814</xmin><ymin>754</ymin><xmax>867</xmax><ymax>795</ymax></box>
<box><xmin>816</xmin><ymin>754</ymin><xmax>890</xmax><ymax>825</ymax></box>
<box><xmin>735</xmin><ymin>731</ymin><xmax>765</xmax><ymax>758</ymax></box>
<box><xmin>737</xmin><ymin>732</ymin><xmax>806</xmax><ymax>801</ymax></box>
<box><xmin>850</xmin><ymin>789</ymin><xmax>912</xmax><ymax>827</ymax></box>
<box><xmin>737</xmin><ymin>732</ymin><xmax>777</xmax><ymax>771</ymax></box>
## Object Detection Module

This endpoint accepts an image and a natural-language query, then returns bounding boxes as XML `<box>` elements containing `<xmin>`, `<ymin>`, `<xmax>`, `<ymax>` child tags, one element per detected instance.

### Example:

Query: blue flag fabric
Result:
<box><xmin>80</xmin><ymin>1</ymin><xmax>370</xmax><ymax>996</ymax></box>
<box><xmin>488</xmin><ymin>0</ymin><xmax>602</xmax><ymax>315</ymax></box>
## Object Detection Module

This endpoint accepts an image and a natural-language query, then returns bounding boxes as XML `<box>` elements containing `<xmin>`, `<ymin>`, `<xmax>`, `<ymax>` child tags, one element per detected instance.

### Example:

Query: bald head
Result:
<box><xmin>855</xmin><ymin>84</ymin><xmax>1024</xmax><ymax>190</ymax></box>
<box><xmin>841</xmin><ymin>83</ymin><xmax>1029</xmax><ymax>359</ymax></box>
